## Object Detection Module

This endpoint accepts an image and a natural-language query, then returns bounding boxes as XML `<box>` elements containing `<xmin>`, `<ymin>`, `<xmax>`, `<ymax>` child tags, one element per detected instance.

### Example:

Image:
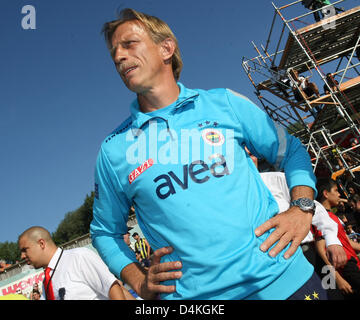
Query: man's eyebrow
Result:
<box><xmin>109</xmin><ymin>40</ymin><xmax>124</xmax><ymax>55</ymax></box>
<box><xmin>110</xmin><ymin>39</ymin><xmax>137</xmax><ymax>57</ymax></box>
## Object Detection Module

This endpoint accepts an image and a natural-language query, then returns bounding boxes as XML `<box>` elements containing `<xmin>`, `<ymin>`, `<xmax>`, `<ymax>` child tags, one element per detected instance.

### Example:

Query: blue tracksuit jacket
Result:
<box><xmin>90</xmin><ymin>82</ymin><xmax>316</xmax><ymax>300</ymax></box>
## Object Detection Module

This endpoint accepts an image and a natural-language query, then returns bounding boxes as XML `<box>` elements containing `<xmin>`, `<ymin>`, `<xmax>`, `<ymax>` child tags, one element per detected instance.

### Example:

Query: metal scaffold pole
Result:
<box><xmin>242</xmin><ymin>0</ymin><xmax>360</xmax><ymax>189</ymax></box>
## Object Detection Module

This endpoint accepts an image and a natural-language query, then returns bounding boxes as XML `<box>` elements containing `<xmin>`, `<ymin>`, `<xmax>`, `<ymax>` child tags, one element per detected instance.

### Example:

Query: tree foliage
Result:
<box><xmin>52</xmin><ymin>192</ymin><xmax>94</xmax><ymax>245</ymax></box>
<box><xmin>0</xmin><ymin>242</ymin><xmax>20</xmax><ymax>264</ymax></box>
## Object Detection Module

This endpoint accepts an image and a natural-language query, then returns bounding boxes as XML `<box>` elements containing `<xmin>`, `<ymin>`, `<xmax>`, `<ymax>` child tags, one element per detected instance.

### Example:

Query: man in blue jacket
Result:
<box><xmin>90</xmin><ymin>8</ymin><xmax>323</xmax><ymax>300</ymax></box>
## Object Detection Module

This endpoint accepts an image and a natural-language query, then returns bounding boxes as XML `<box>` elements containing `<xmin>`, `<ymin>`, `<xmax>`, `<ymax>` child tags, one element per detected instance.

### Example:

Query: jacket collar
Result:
<box><xmin>130</xmin><ymin>82</ymin><xmax>199</xmax><ymax>129</ymax></box>
<box><xmin>47</xmin><ymin>247</ymin><xmax>62</xmax><ymax>270</ymax></box>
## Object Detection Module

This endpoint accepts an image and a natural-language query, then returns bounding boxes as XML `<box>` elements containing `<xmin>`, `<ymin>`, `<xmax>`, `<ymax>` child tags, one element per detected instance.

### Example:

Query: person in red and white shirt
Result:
<box><xmin>247</xmin><ymin>149</ymin><xmax>346</xmax><ymax>269</ymax></box>
<box><xmin>316</xmin><ymin>178</ymin><xmax>360</xmax><ymax>299</ymax></box>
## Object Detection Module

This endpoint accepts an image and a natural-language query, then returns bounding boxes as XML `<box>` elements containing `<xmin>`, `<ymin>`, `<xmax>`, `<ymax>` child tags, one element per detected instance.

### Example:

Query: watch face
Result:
<box><xmin>299</xmin><ymin>198</ymin><xmax>314</xmax><ymax>210</ymax></box>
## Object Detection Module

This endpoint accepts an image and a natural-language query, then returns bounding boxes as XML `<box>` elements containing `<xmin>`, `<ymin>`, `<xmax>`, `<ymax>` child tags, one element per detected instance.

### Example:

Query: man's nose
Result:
<box><xmin>113</xmin><ymin>45</ymin><xmax>128</xmax><ymax>64</ymax></box>
<box><xmin>20</xmin><ymin>252</ymin><xmax>26</xmax><ymax>260</ymax></box>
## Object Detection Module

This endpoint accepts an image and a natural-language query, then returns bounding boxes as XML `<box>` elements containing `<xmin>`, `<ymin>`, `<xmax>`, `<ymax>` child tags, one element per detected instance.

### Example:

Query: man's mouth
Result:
<box><xmin>123</xmin><ymin>66</ymin><xmax>138</xmax><ymax>76</ymax></box>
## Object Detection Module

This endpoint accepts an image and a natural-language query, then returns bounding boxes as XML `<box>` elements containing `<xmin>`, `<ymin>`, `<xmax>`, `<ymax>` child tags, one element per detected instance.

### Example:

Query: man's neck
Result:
<box><xmin>321</xmin><ymin>200</ymin><xmax>332</xmax><ymax>211</ymax></box>
<box><xmin>45</xmin><ymin>246</ymin><xmax>59</xmax><ymax>268</ymax></box>
<box><xmin>137</xmin><ymin>79</ymin><xmax>180</xmax><ymax>113</ymax></box>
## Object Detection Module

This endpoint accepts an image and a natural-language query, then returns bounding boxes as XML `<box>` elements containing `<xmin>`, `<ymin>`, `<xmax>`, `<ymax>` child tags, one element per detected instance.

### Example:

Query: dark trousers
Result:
<box><xmin>301</xmin><ymin>242</ymin><xmax>344</xmax><ymax>300</ymax></box>
<box><xmin>341</xmin><ymin>257</ymin><xmax>360</xmax><ymax>300</ymax></box>
<box><xmin>287</xmin><ymin>271</ymin><xmax>328</xmax><ymax>300</ymax></box>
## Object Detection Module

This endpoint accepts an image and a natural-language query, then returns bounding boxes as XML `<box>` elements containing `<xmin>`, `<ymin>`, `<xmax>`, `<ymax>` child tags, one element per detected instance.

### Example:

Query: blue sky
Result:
<box><xmin>1</xmin><ymin>0</ymin><xmax>357</xmax><ymax>243</ymax></box>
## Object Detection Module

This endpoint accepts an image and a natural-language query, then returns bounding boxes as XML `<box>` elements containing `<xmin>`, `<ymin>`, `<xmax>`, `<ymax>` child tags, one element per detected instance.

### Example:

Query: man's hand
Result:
<box><xmin>326</xmin><ymin>244</ymin><xmax>347</xmax><ymax>269</ymax></box>
<box><xmin>140</xmin><ymin>246</ymin><xmax>182</xmax><ymax>299</ymax></box>
<box><xmin>336</xmin><ymin>273</ymin><xmax>353</xmax><ymax>295</ymax></box>
<box><xmin>255</xmin><ymin>206</ymin><xmax>312</xmax><ymax>259</ymax></box>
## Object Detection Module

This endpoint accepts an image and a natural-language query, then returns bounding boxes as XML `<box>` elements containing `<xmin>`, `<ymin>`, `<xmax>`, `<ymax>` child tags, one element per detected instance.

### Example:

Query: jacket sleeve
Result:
<box><xmin>90</xmin><ymin>146</ymin><xmax>137</xmax><ymax>280</ymax></box>
<box><xmin>78</xmin><ymin>248</ymin><xmax>118</xmax><ymax>298</ymax></box>
<box><xmin>225</xmin><ymin>88</ymin><xmax>317</xmax><ymax>196</ymax></box>
<box><xmin>313</xmin><ymin>200</ymin><xmax>341</xmax><ymax>247</ymax></box>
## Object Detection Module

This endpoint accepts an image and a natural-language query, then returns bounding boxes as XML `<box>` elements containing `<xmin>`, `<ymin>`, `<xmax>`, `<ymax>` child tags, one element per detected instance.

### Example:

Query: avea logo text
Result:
<box><xmin>154</xmin><ymin>153</ymin><xmax>229</xmax><ymax>199</ymax></box>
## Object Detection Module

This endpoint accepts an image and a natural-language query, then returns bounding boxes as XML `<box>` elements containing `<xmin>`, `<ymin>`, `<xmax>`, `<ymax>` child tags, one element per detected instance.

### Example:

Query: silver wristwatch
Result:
<box><xmin>290</xmin><ymin>197</ymin><xmax>315</xmax><ymax>214</ymax></box>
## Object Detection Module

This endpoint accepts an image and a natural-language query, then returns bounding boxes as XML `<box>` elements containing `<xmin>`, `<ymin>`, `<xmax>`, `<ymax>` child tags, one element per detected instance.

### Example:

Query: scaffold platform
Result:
<box><xmin>279</xmin><ymin>5</ymin><xmax>360</xmax><ymax>73</ymax></box>
<box><xmin>310</xmin><ymin>75</ymin><xmax>360</xmax><ymax>131</ymax></box>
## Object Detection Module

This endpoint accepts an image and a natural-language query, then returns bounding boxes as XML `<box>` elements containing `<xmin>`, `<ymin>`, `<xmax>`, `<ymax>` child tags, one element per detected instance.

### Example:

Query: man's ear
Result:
<box><xmin>160</xmin><ymin>38</ymin><xmax>176</xmax><ymax>64</ymax></box>
<box><xmin>323</xmin><ymin>189</ymin><xmax>329</xmax><ymax>200</ymax></box>
<box><xmin>38</xmin><ymin>239</ymin><xmax>46</xmax><ymax>249</ymax></box>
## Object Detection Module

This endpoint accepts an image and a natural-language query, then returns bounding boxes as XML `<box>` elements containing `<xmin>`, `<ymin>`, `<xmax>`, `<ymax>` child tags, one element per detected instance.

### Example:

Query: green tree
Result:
<box><xmin>52</xmin><ymin>192</ymin><xmax>94</xmax><ymax>245</ymax></box>
<box><xmin>0</xmin><ymin>241</ymin><xmax>21</xmax><ymax>264</ymax></box>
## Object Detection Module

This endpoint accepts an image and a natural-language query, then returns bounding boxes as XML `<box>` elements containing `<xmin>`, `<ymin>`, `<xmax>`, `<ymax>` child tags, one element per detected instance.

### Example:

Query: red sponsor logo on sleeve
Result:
<box><xmin>128</xmin><ymin>158</ymin><xmax>154</xmax><ymax>184</ymax></box>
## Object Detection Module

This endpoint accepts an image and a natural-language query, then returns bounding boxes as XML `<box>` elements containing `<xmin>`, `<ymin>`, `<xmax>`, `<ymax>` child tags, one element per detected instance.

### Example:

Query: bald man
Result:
<box><xmin>18</xmin><ymin>226</ymin><xmax>131</xmax><ymax>300</ymax></box>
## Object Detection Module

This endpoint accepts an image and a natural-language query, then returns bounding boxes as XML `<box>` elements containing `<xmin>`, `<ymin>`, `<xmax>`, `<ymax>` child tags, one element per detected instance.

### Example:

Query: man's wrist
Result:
<box><xmin>121</xmin><ymin>262</ymin><xmax>147</xmax><ymax>297</ymax></box>
<box><xmin>290</xmin><ymin>197</ymin><xmax>315</xmax><ymax>215</ymax></box>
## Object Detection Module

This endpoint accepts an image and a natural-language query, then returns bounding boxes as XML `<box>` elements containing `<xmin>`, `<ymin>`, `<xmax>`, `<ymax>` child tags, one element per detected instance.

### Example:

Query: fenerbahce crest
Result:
<box><xmin>201</xmin><ymin>129</ymin><xmax>225</xmax><ymax>146</ymax></box>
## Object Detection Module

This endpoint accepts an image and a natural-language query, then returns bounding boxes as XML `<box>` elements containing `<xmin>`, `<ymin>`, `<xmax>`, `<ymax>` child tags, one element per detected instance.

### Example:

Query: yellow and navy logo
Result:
<box><xmin>202</xmin><ymin>128</ymin><xmax>225</xmax><ymax>146</ymax></box>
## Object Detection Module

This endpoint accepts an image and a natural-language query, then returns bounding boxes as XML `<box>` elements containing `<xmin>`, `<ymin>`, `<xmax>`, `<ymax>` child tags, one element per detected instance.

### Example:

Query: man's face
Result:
<box><xmin>355</xmin><ymin>200</ymin><xmax>360</xmax><ymax>212</ymax></box>
<box><xmin>326</xmin><ymin>185</ymin><xmax>340</xmax><ymax>207</ymax></box>
<box><xmin>111</xmin><ymin>20</ymin><xmax>165</xmax><ymax>93</ymax></box>
<box><xmin>349</xmin><ymin>200</ymin><xmax>356</xmax><ymax>210</ymax></box>
<box><xmin>18</xmin><ymin>236</ymin><xmax>44</xmax><ymax>269</ymax></box>
<box><xmin>33</xmin><ymin>292</ymin><xmax>40</xmax><ymax>300</ymax></box>
<box><xmin>123</xmin><ymin>233</ymin><xmax>130</xmax><ymax>245</ymax></box>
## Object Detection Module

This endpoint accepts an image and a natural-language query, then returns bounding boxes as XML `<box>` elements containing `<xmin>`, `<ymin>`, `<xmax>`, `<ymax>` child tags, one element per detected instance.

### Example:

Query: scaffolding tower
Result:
<box><xmin>242</xmin><ymin>0</ymin><xmax>360</xmax><ymax>194</ymax></box>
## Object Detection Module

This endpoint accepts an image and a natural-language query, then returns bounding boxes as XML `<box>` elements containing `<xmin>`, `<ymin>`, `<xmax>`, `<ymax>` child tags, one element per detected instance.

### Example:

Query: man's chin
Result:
<box><xmin>125</xmin><ymin>82</ymin><xmax>143</xmax><ymax>94</ymax></box>
<box><xmin>123</xmin><ymin>78</ymin><xmax>148</xmax><ymax>95</ymax></box>
<box><xmin>27</xmin><ymin>261</ymin><xmax>37</xmax><ymax>268</ymax></box>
